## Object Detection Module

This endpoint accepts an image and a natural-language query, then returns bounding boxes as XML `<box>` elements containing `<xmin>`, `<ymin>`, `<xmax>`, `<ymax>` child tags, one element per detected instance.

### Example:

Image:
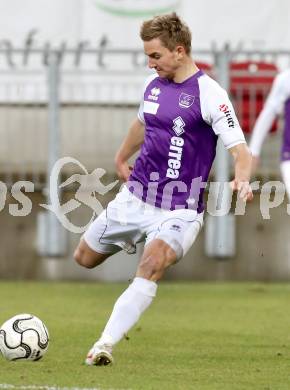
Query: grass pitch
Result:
<box><xmin>0</xmin><ymin>281</ymin><xmax>290</xmax><ymax>390</ymax></box>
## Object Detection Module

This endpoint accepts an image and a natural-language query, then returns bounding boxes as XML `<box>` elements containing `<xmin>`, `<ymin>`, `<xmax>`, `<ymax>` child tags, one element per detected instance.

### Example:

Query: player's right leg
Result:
<box><xmin>74</xmin><ymin>207</ymin><xmax>122</xmax><ymax>269</ymax></box>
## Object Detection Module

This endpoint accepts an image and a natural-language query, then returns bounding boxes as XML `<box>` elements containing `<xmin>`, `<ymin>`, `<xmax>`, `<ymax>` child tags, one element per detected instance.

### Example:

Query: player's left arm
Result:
<box><xmin>199</xmin><ymin>76</ymin><xmax>253</xmax><ymax>202</ymax></box>
<box><xmin>228</xmin><ymin>143</ymin><xmax>253</xmax><ymax>202</ymax></box>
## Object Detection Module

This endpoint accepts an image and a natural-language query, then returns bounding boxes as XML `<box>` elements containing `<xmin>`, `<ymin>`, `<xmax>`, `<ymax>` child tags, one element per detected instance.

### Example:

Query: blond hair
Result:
<box><xmin>140</xmin><ymin>13</ymin><xmax>192</xmax><ymax>54</ymax></box>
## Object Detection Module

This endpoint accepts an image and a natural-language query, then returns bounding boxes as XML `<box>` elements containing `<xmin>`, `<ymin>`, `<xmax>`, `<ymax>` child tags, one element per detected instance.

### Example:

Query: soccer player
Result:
<box><xmin>74</xmin><ymin>13</ymin><xmax>253</xmax><ymax>366</ymax></box>
<box><xmin>249</xmin><ymin>69</ymin><xmax>290</xmax><ymax>198</ymax></box>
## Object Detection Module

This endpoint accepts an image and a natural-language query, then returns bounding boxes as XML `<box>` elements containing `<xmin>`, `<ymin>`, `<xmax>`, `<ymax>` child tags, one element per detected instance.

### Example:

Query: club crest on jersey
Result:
<box><xmin>172</xmin><ymin>116</ymin><xmax>185</xmax><ymax>136</ymax></box>
<box><xmin>179</xmin><ymin>92</ymin><xmax>195</xmax><ymax>108</ymax></box>
<box><xmin>148</xmin><ymin>87</ymin><xmax>161</xmax><ymax>101</ymax></box>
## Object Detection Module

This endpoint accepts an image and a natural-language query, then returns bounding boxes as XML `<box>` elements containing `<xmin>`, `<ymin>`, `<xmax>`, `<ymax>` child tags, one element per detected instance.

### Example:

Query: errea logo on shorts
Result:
<box><xmin>148</xmin><ymin>87</ymin><xmax>161</xmax><ymax>101</ymax></box>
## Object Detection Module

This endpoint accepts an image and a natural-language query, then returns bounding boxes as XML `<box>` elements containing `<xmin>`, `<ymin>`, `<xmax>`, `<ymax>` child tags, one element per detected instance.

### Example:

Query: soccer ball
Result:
<box><xmin>0</xmin><ymin>313</ymin><xmax>49</xmax><ymax>361</ymax></box>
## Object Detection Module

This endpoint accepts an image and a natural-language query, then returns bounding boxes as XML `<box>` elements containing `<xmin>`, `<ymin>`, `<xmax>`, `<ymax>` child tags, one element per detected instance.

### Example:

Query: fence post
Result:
<box><xmin>37</xmin><ymin>51</ymin><xmax>67</xmax><ymax>257</ymax></box>
<box><xmin>205</xmin><ymin>44</ymin><xmax>236</xmax><ymax>258</ymax></box>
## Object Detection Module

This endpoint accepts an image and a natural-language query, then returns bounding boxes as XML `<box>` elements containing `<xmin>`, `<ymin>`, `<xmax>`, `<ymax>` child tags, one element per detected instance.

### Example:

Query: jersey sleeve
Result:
<box><xmin>249</xmin><ymin>70</ymin><xmax>290</xmax><ymax>156</ymax></box>
<box><xmin>199</xmin><ymin>75</ymin><xmax>246</xmax><ymax>149</ymax></box>
<box><xmin>137</xmin><ymin>73</ymin><xmax>159</xmax><ymax>124</ymax></box>
<box><xmin>137</xmin><ymin>93</ymin><xmax>145</xmax><ymax>124</ymax></box>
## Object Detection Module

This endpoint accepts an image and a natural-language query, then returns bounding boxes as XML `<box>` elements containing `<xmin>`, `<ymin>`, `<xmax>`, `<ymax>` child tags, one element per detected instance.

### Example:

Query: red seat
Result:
<box><xmin>230</xmin><ymin>61</ymin><xmax>278</xmax><ymax>134</ymax></box>
<box><xmin>196</xmin><ymin>61</ymin><xmax>213</xmax><ymax>76</ymax></box>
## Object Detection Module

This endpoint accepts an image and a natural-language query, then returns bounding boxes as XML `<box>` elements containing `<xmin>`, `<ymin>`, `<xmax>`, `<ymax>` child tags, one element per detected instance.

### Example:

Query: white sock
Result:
<box><xmin>98</xmin><ymin>277</ymin><xmax>157</xmax><ymax>346</ymax></box>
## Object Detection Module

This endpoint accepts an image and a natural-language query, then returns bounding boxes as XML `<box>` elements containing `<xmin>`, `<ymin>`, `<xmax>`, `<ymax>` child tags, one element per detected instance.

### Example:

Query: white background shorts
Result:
<box><xmin>83</xmin><ymin>186</ymin><xmax>203</xmax><ymax>260</ymax></box>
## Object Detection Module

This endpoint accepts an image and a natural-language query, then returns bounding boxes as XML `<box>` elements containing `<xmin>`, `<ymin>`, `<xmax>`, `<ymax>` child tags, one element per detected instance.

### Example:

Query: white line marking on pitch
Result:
<box><xmin>0</xmin><ymin>385</ymin><xmax>131</xmax><ymax>390</ymax></box>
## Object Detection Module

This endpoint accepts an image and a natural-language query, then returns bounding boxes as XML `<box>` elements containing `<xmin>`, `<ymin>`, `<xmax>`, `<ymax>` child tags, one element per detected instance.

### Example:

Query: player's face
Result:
<box><xmin>144</xmin><ymin>38</ymin><xmax>183</xmax><ymax>79</ymax></box>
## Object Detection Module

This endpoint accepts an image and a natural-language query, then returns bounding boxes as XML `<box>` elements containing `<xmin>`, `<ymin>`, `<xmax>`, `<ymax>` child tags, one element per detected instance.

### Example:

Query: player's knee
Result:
<box><xmin>74</xmin><ymin>248</ymin><xmax>96</xmax><ymax>269</ymax></box>
<box><xmin>138</xmin><ymin>255</ymin><xmax>164</xmax><ymax>281</ymax></box>
<box><xmin>73</xmin><ymin>248</ymin><xmax>82</xmax><ymax>264</ymax></box>
<box><xmin>73</xmin><ymin>248</ymin><xmax>86</xmax><ymax>267</ymax></box>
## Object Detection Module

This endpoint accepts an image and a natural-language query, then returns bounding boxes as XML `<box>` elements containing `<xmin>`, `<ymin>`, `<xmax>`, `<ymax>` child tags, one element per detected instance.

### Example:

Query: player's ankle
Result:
<box><xmin>97</xmin><ymin>333</ymin><xmax>114</xmax><ymax>347</ymax></box>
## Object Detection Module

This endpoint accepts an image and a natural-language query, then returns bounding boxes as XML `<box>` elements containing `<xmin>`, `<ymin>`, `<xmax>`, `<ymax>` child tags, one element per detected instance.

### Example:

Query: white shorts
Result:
<box><xmin>83</xmin><ymin>186</ymin><xmax>203</xmax><ymax>261</ymax></box>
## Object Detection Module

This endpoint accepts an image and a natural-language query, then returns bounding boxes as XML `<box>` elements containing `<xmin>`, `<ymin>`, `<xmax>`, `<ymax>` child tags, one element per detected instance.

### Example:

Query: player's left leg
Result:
<box><xmin>86</xmin><ymin>212</ymin><xmax>203</xmax><ymax>366</ymax></box>
<box><xmin>85</xmin><ymin>238</ymin><xmax>175</xmax><ymax>366</ymax></box>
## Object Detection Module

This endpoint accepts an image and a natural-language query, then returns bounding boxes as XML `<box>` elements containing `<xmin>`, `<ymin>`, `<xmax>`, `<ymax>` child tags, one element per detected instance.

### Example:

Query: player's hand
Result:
<box><xmin>115</xmin><ymin>160</ymin><xmax>133</xmax><ymax>182</ymax></box>
<box><xmin>230</xmin><ymin>180</ymin><xmax>253</xmax><ymax>202</ymax></box>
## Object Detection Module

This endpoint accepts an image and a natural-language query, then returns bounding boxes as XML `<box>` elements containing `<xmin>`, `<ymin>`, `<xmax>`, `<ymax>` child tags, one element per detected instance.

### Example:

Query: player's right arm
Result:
<box><xmin>114</xmin><ymin>74</ymin><xmax>157</xmax><ymax>181</ymax></box>
<box><xmin>114</xmin><ymin>118</ymin><xmax>145</xmax><ymax>181</ymax></box>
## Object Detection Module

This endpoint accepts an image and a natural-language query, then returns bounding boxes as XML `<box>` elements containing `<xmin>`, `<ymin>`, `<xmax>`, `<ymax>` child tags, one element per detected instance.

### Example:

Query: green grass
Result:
<box><xmin>0</xmin><ymin>282</ymin><xmax>290</xmax><ymax>390</ymax></box>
